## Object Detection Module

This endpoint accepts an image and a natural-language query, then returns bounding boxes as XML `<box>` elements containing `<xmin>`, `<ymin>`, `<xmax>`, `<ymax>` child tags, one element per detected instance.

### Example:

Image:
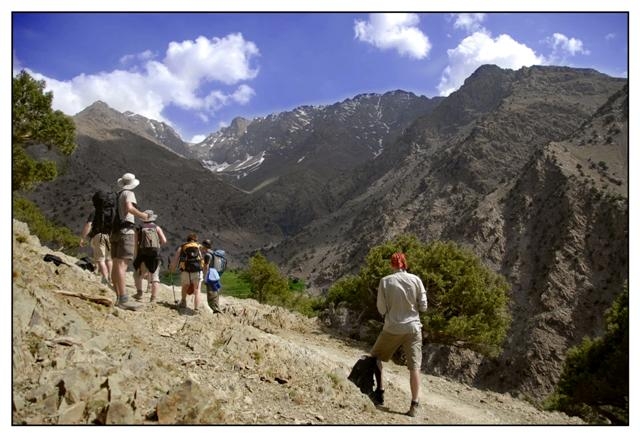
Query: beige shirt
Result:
<box><xmin>118</xmin><ymin>190</ymin><xmax>137</xmax><ymax>234</ymax></box>
<box><xmin>377</xmin><ymin>270</ymin><xmax>428</xmax><ymax>335</ymax></box>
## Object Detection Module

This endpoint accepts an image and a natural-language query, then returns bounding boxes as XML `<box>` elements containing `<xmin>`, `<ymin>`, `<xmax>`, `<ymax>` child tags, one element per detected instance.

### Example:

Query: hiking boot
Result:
<box><xmin>370</xmin><ymin>388</ymin><xmax>384</xmax><ymax>406</ymax></box>
<box><xmin>178</xmin><ymin>300</ymin><xmax>187</xmax><ymax>309</ymax></box>
<box><xmin>406</xmin><ymin>400</ymin><xmax>419</xmax><ymax>417</ymax></box>
<box><xmin>116</xmin><ymin>295</ymin><xmax>142</xmax><ymax>311</ymax></box>
<box><xmin>133</xmin><ymin>290</ymin><xmax>144</xmax><ymax>301</ymax></box>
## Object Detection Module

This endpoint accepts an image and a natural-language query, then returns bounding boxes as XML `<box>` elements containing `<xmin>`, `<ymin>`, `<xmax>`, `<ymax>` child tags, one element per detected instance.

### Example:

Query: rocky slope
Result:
<box><xmin>12</xmin><ymin>219</ymin><xmax>582</xmax><ymax>425</ymax></box>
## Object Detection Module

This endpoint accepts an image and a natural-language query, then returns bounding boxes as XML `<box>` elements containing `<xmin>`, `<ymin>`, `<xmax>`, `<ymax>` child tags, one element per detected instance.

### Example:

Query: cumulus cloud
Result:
<box><xmin>547</xmin><ymin>32</ymin><xmax>589</xmax><ymax>63</ymax></box>
<box><xmin>20</xmin><ymin>33</ymin><xmax>260</xmax><ymax>132</ymax></box>
<box><xmin>354</xmin><ymin>13</ymin><xmax>431</xmax><ymax>59</ymax></box>
<box><xmin>120</xmin><ymin>50</ymin><xmax>156</xmax><ymax>66</ymax></box>
<box><xmin>452</xmin><ymin>13</ymin><xmax>486</xmax><ymax>33</ymax></box>
<box><xmin>438</xmin><ymin>31</ymin><xmax>544</xmax><ymax>96</ymax></box>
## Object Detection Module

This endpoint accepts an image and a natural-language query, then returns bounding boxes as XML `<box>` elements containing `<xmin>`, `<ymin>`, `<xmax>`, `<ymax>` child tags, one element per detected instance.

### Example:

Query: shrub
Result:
<box><xmin>242</xmin><ymin>253</ymin><xmax>321</xmax><ymax>317</ymax></box>
<box><xmin>545</xmin><ymin>285</ymin><xmax>628</xmax><ymax>424</ymax></box>
<box><xmin>13</xmin><ymin>195</ymin><xmax>80</xmax><ymax>256</ymax></box>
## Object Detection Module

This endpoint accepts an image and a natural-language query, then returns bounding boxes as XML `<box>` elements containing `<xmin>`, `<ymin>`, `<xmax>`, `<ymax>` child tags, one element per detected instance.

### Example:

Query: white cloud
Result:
<box><xmin>354</xmin><ymin>13</ymin><xmax>431</xmax><ymax>60</ymax></box>
<box><xmin>452</xmin><ymin>13</ymin><xmax>486</xmax><ymax>33</ymax></box>
<box><xmin>120</xmin><ymin>50</ymin><xmax>156</xmax><ymax>66</ymax></box>
<box><xmin>605</xmin><ymin>33</ymin><xmax>616</xmax><ymax>41</ymax></box>
<box><xmin>547</xmin><ymin>33</ymin><xmax>590</xmax><ymax>63</ymax></box>
<box><xmin>438</xmin><ymin>31</ymin><xmax>544</xmax><ymax>96</ymax></box>
<box><xmin>190</xmin><ymin>134</ymin><xmax>206</xmax><ymax>144</ymax></box>
<box><xmin>21</xmin><ymin>33</ymin><xmax>260</xmax><ymax>129</ymax></box>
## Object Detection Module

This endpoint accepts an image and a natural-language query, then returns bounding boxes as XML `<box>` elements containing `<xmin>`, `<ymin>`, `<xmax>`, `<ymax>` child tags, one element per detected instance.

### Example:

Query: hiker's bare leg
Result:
<box><xmin>133</xmin><ymin>268</ymin><xmax>143</xmax><ymax>291</ymax></box>
<box><xmin>105</xmin><ymin>259</ymin><xmax>113</xmax><ymax>283</ymax></box>
<box><xmin>193</xmin><ymin>281</ymin><xmax>202</xmax><ymax>309</ymax></box>
<box><xmin>111</xmin><ymin>258</ymin><xmax>128</xmax><ymax>297</ymax></box>
<box><xmin>374</xmin><ymin>358</ymin><xmax>384</xmax><ymax>390</ymax></box>
<box><xmin>180</xmin><ymin>284</ymin><xmax>189</xmax><ymax>305</ymax></box>
<box><xmin>409</xmin><ymin>368</ymin><xmax>420</xmax><ymax>402</ymax></box>
<box><xmin>150</xmin><ymin>281</ymin><xmax>158</xmax><ymax>301</ymax></box>
<box><xmin>98</xmin><ymin>260</ymin><xmax>110</xmax><ymax>282</ymax></box>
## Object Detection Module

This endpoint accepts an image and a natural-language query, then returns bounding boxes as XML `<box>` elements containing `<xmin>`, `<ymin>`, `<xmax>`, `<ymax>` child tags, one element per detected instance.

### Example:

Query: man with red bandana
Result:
<box><xmin>370</xmin><ymin>252</ymin><xmax>428</xmax><ymax>418</ymax></box>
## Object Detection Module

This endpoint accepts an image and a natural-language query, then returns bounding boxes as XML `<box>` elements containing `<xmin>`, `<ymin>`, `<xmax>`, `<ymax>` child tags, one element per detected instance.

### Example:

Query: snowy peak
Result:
<box><xmin>191</xmin><ymin>90</ymin><xmax>441</xmax><ymax>190</ymax></box>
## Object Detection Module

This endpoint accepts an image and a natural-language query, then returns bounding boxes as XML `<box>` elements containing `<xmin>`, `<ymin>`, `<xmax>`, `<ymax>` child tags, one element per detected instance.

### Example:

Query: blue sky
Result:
<box><xmin>11</xmin><ymin>10</ymin><xmax>629</xmax><ymax>143</ymax></box>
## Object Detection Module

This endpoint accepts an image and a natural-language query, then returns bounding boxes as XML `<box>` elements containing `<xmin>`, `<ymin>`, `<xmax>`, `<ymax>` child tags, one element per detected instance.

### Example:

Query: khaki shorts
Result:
<box><xmin>371</xmin><ymin>330</ymin><xmax>423</xmax><ymax>370</ymax></box>
<box><xmin>110</xmin><ymin>231</ymin><xmax>136</xmax><ymax>260</ymax></box>
<box><xmin>90</xmin><ymin>233</ymin><xmax>111</xmax><ymax>262</ymax></box>
<box><xmin>181</xmin><ymin>271</ymin><xmax>203</xmax><ymax>286</ymax></box>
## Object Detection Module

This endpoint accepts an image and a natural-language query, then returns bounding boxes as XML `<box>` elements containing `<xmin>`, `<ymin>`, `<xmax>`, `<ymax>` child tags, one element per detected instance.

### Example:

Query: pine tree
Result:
<box><xmin>12</xmin><ymin>70</ymin><xmax>76</xmax><ymax>191</ymax></box>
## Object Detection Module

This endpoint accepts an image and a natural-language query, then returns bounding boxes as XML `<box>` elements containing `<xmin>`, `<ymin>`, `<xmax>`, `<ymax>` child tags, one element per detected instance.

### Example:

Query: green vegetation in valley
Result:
<box><xmin>326</xmin><ymin>234</ymin><xmax>511</xmax><ymax>357</ymax></box>
<box><xmin>545</xmin><ymin>284</ymin><xmax>628</xmax><ymax>425</ymax></box>
<box><xmin>240</xmin><ymin>252</ymin><xmax>322</xmax><ymax>317</ymax></box>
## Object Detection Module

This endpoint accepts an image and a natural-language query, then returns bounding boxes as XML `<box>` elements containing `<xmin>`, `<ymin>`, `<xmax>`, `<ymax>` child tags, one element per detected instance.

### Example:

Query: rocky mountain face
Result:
<box><xmin>20</xmin><ymin>65</ymin><xmax>628</xmax><ymax>403</ymax></box>
<box><xmin>263</xmin><ymin>65</ymin><xmax>627</xmax><ymax>399</ymax></box>
<box><xmin>191</xmin><ymin>91</ymin><xmax>441</xmax><ymax>192</ymax></box>
<box><xmin>74</xmin><ymin>101</ymin><xmax>190</xmax><ymax>157</ymax></box>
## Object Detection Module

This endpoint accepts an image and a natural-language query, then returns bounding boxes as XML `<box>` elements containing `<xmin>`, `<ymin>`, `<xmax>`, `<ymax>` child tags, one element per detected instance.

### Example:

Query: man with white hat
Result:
<box><xmin>111</xmin><ymin>172</ymin><xmax>150</xmax><ymax>310</ymax></box>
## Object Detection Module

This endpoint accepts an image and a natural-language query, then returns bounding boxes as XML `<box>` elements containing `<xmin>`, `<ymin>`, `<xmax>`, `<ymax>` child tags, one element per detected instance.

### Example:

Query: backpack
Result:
<box><xmin>348</xmin><ymin>355</ymin><xmax>378</xmax><ymax>395</ymax></box>
<box><xmin>138</xmin><ymin>223</ymin><xmax>160</xmax><ymax>256</ymax></box>
<box><xmin>179</xmin><ymin>241</ymin><xmax>203</xmax><ymax>272</ymax></box>
<box><xmin>90</xmin><ymin>190</ymin><xmax>118</xmax><ymax>236</ymax></box>
<box><xmin>212</xmin><ymin>249</ymin><xmax>227</xmax><ymax>275</ymax></box>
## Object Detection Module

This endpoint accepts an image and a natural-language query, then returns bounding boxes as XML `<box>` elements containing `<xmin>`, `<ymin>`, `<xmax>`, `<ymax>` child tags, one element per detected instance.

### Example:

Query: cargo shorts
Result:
<box><xmin>110</xmin><ymin>230</ymin><xmax>136</xmax><ymax>260</ymax></box>
<box><xmin>370</xmin><ymin>329</ymin><xmax>423</xmax><ymax>371</ymax></box>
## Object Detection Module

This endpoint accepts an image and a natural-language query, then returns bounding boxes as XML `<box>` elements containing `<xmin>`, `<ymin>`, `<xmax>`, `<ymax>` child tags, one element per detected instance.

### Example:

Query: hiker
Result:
<box><xmin>370</xmin><ymin>252</ymin><xmax>428</xmax><ymax>417</ymax></box>
<box><xmin>169</xmin><ymin>233</ymin><xmax>204</xmax><ymax>313</ymax></box>
<box><xmin>110</xmin><ymin>172</ymin><xmax>150</xmax><ymax>310</ymax></box>
<box><xmin>132</xmin><ymin>210</ymin><xmax>167</xmax><ymax>303</ymax></box>
<box><xmin>202</xmin><ymin>239</ymin><xmax>223</xmax><ymax>313</ymax></box>
<box><xmin>79</xmin><ymin>208</ymin><xmax>112</xmax><ymax>286</ymax></box>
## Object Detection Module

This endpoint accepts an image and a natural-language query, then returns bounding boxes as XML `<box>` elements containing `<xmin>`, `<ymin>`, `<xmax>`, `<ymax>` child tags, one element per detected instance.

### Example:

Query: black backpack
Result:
<box><xmin>90</xmin><ymin>190</ymin><xmax>118</xmax><ymax>236</ymax></box>
<box><xmin>348</xmin><ymin>356</ymin><xmax>377</xmax><ymax>395</ymax></box>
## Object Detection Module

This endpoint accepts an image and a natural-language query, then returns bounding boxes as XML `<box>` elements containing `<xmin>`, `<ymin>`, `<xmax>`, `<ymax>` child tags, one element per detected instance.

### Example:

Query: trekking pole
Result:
<box><xmin>168</xmin><ymin>256</ymin><xmax>177</xmax><ymax>304</ymax></box>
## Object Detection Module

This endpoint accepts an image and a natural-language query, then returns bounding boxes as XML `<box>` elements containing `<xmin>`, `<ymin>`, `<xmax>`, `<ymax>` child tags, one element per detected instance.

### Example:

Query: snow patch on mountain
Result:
<box><xmin>202</xmin><ymin>151</ymin><xmax>266</xmax><ymax>174</ymax></box>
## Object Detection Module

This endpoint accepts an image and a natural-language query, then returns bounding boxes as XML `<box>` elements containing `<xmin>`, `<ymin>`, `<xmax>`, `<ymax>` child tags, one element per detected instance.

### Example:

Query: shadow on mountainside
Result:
<box><xmin>11</xmin><ymin>219</ymin><xmax>583</xmax><ymax>425</ymax></box>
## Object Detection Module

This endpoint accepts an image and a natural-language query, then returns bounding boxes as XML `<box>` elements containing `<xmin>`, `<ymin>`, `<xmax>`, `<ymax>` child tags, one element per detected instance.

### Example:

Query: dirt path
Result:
<box><xmin>275</xmin><ymin>316</ymin><xmax>582</xmax><ymax>425</ymax></box>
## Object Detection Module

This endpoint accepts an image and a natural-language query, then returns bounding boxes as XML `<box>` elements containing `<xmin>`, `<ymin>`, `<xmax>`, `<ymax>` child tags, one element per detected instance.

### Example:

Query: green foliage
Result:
<box><xmin>13</xmin><ymin>196</ymin><xmax>80</xmax><ymax>256</ymax></box>
<box><xmin>546</xmin><ymin>285</ymin><xmax>628</xmax><ymax>424</ymax></box>
<box><xmin>244</xmin><ymin>252</ymin><xmax>290</xmax><ymax>305</ymax></box>
<box><xmin>12</xmin><ymin>70</ymin><xmax>76</xmax><ymax>191</ymax></box>
<box><xmin>219</xmin><ymin>269</ymin><xmax>252</xmax><ymax>298</ymax></box>
<box><xmin>326</xmin><ymin>234</ymin><xmax>511</xmax><ymax>357</ymax></box>
<box><xmin>242</xmin><ymin>253</ymin><xmax>321</xmax><ymax>317</ymax></box>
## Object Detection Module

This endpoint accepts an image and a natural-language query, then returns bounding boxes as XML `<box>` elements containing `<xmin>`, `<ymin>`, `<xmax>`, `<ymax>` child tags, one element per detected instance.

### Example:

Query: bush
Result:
<box><xmin>326</xmin><ymin>234</ymin><xmax>511</xmax><ymax>357</ymax></box>
<box><xmin>13</xmin><ymin>195</ymin><xmax>80</xmax><ymax>256</ymax></box>
<box><xmin>243</xmin><ymin>253</ymin><xmax>321</xmax><ymax>317</ymax></box>
<box><xmin>545</xmin><ymin>285</ymin><xmax>628</xmax><ymax>424</ymax></box>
